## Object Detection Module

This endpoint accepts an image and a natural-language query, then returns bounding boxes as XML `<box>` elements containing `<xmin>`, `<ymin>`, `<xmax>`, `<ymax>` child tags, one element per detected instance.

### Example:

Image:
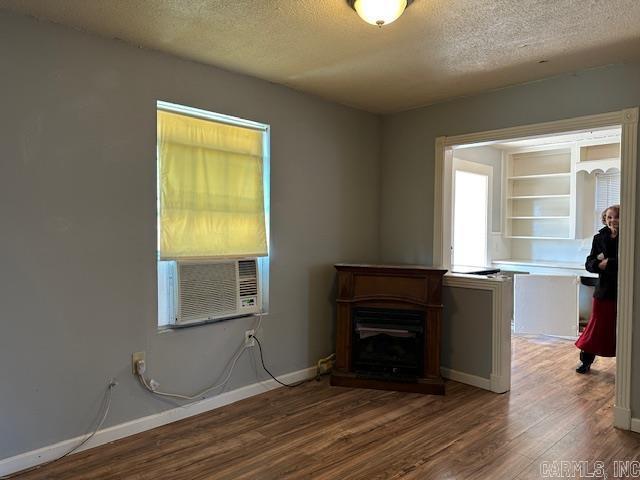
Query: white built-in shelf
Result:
<box><xmin>508</xmin><ymin>194</ymin><xmax>571</xmax><ymax>199</ymax></box>
<box><xmin>508</xmin><ymin>173</ymin><xmax>571</xmax><ymax>180</ymax></box>
<box><xmin>508</xmin><ymin>216</ymin><xmax>570</xmax><ymax>219</ymax></box>
<box><xmin>506</xmin><ymin>235</ymin><xmax>573</xmax><ymax>240</ymax></box>
<box><xmin>575</xmin><ymin>158</ymin><xmax>620</xmax><ymax>174</ymax></box>
<box><xmin>504</xmin><ymin>138</ymin><xmax>621</xmax><ymax>242</ymax></box>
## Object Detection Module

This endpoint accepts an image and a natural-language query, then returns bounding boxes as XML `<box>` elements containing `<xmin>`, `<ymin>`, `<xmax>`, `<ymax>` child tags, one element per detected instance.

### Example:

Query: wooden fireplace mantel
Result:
<box><xmin>331</xmin><ymin>263</ymin><xmax>447</xmax><ymax>394</ymax></box>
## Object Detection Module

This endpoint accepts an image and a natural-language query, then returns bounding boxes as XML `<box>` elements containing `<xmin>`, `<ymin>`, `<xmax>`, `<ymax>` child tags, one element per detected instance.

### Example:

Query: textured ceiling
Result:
<box><xmin>2</xmin><ymin>0</ymin><xmax>640</xmax><ymax>113</ymax></box>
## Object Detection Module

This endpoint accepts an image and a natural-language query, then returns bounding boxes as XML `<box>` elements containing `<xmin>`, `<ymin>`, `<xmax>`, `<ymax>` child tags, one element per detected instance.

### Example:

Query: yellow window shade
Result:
<box><xmin>157</xmin><ymin>110</ymin><xmax>268</xmax><ymax>259</ymax></box>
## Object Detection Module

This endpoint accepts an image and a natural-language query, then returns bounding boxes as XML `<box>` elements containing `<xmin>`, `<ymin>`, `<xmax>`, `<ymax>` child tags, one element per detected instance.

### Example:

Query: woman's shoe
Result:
<box><xmin>576</xmin><ymin>362</ymin><xmax>591</xmax><ymax>374</ymax></box>
<box><xmin>577</xmin><ymin>351</ymin><xmax>595</xmax><ymax>373</ymax></box>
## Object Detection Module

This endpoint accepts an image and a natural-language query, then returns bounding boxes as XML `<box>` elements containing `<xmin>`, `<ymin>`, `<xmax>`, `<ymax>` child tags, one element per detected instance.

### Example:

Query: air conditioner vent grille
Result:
<box><xmin>178</xmin><ymin>263</ymin><xmax>237</xmax><ymax>321</ymax></box>
<box><xmin>238</xmin><ymin>260</ymin><xmax>257</xmax><ymax>277</ymax></box>
<box><xmin>239</xmin><ymin>279</ymin><xmax>258</xmax><ymax>297</ymax></box>
<box><xmin>238</xmin><ymin>259</ymin><xmax>258</xmax><ymax>297</ymax></box>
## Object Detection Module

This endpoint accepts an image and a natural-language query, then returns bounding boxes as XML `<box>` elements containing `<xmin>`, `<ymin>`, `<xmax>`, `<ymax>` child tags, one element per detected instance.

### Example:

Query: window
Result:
<box><xmin>156</xmin><ymin>101</ymin><xmax>270</xmax><ymax>327</ymax></box>
<box><xmin>595</xmin><ymin>171</ymin><xmax>620</xmax><ymax>229</ymax></box>
<box><xmin>451</xmin><ymin>159</ymin><xmax>492</xmax><ymax>268</ymax></box>
<box><xmin>595</xmin><ymin>171</ymin><xmax>620</xmax><ymax>211</ymax></box>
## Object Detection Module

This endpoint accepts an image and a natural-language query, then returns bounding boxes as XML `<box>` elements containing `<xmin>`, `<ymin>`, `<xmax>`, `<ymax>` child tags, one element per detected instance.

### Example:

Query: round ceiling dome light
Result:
<box><xmin>348</xmin><ymin>0</ymin><xmax>413</xmax><ymax>27</ymax></box>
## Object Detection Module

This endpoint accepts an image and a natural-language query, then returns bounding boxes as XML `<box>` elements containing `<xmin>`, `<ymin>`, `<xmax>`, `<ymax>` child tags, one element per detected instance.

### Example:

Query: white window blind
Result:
<box><xmin>595</xmin><ymin>172</ymin><xmax>621</xmax><ymax>213</ymax></box>
<box><xmin>157</xmin><ymin>108</ymin><xmax>268</xmax><ymax>260</ymax></box>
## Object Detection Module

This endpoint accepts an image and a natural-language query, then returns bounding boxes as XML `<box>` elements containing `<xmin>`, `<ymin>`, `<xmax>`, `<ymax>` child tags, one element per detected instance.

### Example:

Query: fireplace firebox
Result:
<box><xmin>352</xmin><ymin>307</ymin><xmax>424</xmax><ymax>381</ymax></box>
<box><xmin>331</xmin><ymin>264</ymin><xmax>447</xmax><ymax>395</ymax></box>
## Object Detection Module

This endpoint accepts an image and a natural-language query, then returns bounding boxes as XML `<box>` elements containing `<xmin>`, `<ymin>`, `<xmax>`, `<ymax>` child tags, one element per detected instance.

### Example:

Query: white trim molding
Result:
<box><xmin>441</xmin><ymin>367</ymin><xmax>491</xmax><ymax>391</ymax></box>
<box><xmin>434</xmin><ymin>108</ymin><xmax>638</xmax><ymax>430</ymax></box>
<box><xmin>440</xmin><ymin>111</ymin><xmax>623</xmax><ymax>147</ymax></box>
<box><xmin>631</xmin><ymin>417</ymin><xmax>640</xmax><ymax>434</ymax></box>
<box><xmin>614</xmin><ymin>107</ymin><xmax>638</xmax><ymax>430</ymax></box>
<box><xmin>0</xmin><ymin>367</ymin><xmax>316</xmax><ymax>477</ymax></box>
<box><xmin>433</xmin><ymin>136</ymin><xmax>446</xmax><ymax>266</ymax></box>
<box><xmin>443</xmin><ymin>273</ymin><xmax>512</xmax><ymax>393</ymax></box>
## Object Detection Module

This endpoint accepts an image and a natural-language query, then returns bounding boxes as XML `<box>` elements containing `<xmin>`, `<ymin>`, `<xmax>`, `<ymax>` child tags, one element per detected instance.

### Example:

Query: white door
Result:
<box><xmin>452</xmin><ymin>159</ymin><xmax>492</xmax><ymax>267</ymax></box>
<box><xmin>514</xmin><ymin>274</ymin><xmax>579</xmax><ymax>337</ymax></box>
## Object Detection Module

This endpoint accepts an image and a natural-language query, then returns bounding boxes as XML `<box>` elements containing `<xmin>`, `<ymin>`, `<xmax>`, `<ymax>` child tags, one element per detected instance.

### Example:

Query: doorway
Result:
<box><xmin>434</xmin><ymin>108</ymin><xmax>638</xmax><ymax>430</ymax></box>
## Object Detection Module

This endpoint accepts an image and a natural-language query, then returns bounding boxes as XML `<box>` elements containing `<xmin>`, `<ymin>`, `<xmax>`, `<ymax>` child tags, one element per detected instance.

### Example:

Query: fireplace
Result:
<box><xmin>331</xmin><ymin>264</ymin><xmax>447</xmax><ymax>394</ymax></box>
<box><xmin>352</xmin><ymin>307</ymin><xmax>424</xmax><ymax>381</ymax></box>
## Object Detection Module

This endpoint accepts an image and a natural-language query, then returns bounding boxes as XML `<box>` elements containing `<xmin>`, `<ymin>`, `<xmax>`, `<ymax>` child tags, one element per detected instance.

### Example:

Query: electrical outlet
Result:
<box><xmin>244</xmin><ymin>330</ymin><xmax>255</xmax><ymax>347</ymax></box>
<box><xmin>317</xmin><ymin>359</ymin><xmax>334</xmax><ymax>375</ymax></box>
<box><xmin>132</xmin><ymin>351</ymin><xmax>146</xmax><ymax>374</ymax></box>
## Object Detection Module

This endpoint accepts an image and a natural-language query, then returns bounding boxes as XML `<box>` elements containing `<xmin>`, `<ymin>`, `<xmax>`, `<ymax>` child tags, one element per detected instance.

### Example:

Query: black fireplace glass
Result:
<box><xmin>351</xmin><ymin>307</ymin><xmax>425</xmax><ymax>381</ymax></box>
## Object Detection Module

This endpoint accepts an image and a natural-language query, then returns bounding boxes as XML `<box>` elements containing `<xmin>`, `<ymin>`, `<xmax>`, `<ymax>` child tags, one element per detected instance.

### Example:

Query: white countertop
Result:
<box><xmin>492</xmin><ymin>259</ymin><xmax>597</xmax><ymax>278</ymax></box>
<box><xmin>493</xmin><ymin>259</ymin><xmax>583</xmax><ymax>269</ymax></box>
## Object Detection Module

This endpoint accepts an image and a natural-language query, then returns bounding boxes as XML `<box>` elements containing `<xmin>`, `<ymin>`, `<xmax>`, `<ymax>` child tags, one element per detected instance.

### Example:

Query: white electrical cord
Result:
<box><xmin>0</xmin><ymin>379</ymin><xmax>117</xmax><ymax>479</ymax></box>
<box><xmin>58</xmin><ymin>380</ymin><xmax>116</xmax><ymax>455</ymax></box>
<box><xmin>136</xmin><ymin>314</ymin><xmax>264</xmax><ymax>401</ymax></box>
<box><xmin>254</xmin><ymin>312</ymin><xmax>264</xmax><ymax>334</ymax></box>
<box><xmin>136</xmin><ymin>343</ymin><xmax>247</xmax><ymax>400</ymax></box>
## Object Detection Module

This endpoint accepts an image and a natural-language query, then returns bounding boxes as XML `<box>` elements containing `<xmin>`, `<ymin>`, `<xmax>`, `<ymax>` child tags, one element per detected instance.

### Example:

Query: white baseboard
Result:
<box><xmin>490</xmin><ymin>373</ymin><xmax>510</xmax><ymax>394</ymax></box>
<box><xmin>613</xmin><ymin>405</ymin><xmax>632</xmax><ymax>430</ymax></box>
<box><xmin>441</xmin><ymin>367</ymin><xmax>491</xmax><ymax>391</ymax></box>
<box><xmin>0</xmin><ymin>366</ymin><xmax>316</xmax><ymax>477</ymax></box>
<box><xmin>630</xmin><ymin>417</ymin><xmax>640</xmax><ymax>433</ymax></box>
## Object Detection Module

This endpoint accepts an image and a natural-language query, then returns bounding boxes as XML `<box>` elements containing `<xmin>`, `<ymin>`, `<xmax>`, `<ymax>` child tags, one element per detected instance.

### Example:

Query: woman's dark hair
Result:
<box><xmin>601</xmin><ymin>204</ymin><xmax>620</xmax><ymax>225</ymax></box>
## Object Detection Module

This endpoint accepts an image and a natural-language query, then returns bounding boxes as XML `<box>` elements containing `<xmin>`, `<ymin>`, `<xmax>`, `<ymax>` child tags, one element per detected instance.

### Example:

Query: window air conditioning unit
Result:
<box><xmin>166</xmin><ymin>258</ymin><xmax>261</xmax><ymax>326</ymax></box>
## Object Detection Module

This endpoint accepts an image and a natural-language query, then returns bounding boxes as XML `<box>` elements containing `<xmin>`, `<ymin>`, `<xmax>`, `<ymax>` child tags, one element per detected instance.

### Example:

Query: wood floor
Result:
<box><xmin>15</xmin><ymin>335</ymin><xmax>640</xmax><ymax>479</ymax></box>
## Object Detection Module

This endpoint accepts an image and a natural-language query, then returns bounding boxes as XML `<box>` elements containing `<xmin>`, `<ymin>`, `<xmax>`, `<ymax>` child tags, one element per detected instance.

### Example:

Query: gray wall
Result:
<box><xmin>379</xmin><ymin>63</ymin><xmax>640</xmax><ymax>416</ymax></box>
<box><xmin>0</xmin><ymin>12</ymin><xmax>381</xmax><ymax>459</ymax></box>
<box><xmin>442</xmin><ymin>287</ymin><xmax>493</xmax><ymax>379</ymax></box>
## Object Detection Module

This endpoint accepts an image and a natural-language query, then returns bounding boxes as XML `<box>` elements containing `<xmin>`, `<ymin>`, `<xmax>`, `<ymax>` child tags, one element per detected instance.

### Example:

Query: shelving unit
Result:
<box><xmin>508</xmin><ymin>173</ymin><xmax>570</xmax><ymax>180</ymax></box>
<box><xmin>505</xmin><ymin>148</ymin><xmax>573</xmax><ymax>239</ymax></box>
<box><xmin>575</xmin><ymin>141</ymin><xmax>620</xmax><ymax>174</ymax></box>
<box><xmin>507</xmin><ymin>194</ymin><xmax>570</xmax><ymax>199</ymax></box>
<box><xmin>508</xmin><ymin>216</ymin><xmax>570</xmax><ymax>219</ymax></box>
<box><xmin>493</xmin><ymin>131</ymin><xmax>622</xmax><ymax>340</ymax></box>
<box><xmin>574</xmin><ymin>140</ymin><xmax>621</xmax><ymax>237</ymax></box>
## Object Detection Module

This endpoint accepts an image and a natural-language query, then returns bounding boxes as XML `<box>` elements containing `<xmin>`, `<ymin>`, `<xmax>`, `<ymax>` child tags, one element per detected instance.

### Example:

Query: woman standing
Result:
<box><xmin>575</xmin><ymin>204</ymin><xmax>619</xmax><ymax>373</ymax></box>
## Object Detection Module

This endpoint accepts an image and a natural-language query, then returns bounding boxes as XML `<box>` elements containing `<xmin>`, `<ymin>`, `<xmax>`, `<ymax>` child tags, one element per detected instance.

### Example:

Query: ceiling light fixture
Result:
<box><xmin>347</xmin><ymin>0</ymin><xmax>414</xmax><ymax>27</ymax></box>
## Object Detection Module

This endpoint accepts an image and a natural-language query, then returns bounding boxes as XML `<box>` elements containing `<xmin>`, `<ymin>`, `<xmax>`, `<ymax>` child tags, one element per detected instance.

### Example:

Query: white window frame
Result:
<box><xmin>451</xmin><ymin>158</ymin><xmax>493</xmax><ymax>267</ymax></box>
<box><xmin>156</xmin><ymin>100</ymin><xmax>270</xmax><ymax>328</ymax></box>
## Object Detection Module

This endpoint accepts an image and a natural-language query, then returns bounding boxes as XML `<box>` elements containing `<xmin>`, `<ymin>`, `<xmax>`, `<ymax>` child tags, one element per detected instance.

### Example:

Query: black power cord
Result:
<box><xmin>252</xmin><ymin>336</ymin><xmax>311</xmax><ymax>388</ymax></box>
